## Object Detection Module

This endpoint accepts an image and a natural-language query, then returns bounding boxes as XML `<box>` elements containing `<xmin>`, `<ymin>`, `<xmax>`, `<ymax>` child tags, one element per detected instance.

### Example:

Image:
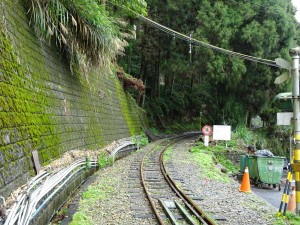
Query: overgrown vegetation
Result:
<box><xmin>50</xmin><ymin>197</ymin><xmax>72</xmax><ymax>224</ymax></box>
<box><xmin>274</xmin><ymin>212</ymin><xmax>300</xmax><ymax>225</ymax></box>
<box><xmin>194</xmin><ymin>125</ymin><xmax>289</xmax><ymax>157</ymax></box>
<box><xmin>163</xmin><ymin>147</ymin><xmax>172</xmax><ymax>163</ymax></box>
<box><xmin>228</xmin><ymin>126</ymin><xmax>291</xmax><ymax>157</ymax></box>
<box><xmin>189</xmin><ymin>124</ymin><xmax>291</xmax><ymax>183</ymax></box>
<box><xmin>69</xmin><ymin>177</ymin><xmax>117</xmax><ymax>225</ymax></box>
<box><xmin>25</xmin><ymin>0</ymin><xmax>147</xmax><ymax>74</ymax></box>
<box><xmin>131</xmin><ymin>132</ymin><xmax>149</xmax><ymax>148</ymax></box>
<box><xmin>97</xmin><ymin>151</ymin><xmax>113</xmax><ymax>168</ymax></box>
<box><xmin>189</xmin><ymin>146</ymin><xmax>230</xmax><ymax>183</ymax></box>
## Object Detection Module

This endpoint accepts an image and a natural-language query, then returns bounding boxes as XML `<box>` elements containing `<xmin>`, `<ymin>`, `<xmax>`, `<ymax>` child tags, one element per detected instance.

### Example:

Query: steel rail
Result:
<box><xmin>160</xmin><ymin>146</ymin><xmax>216</xmax><ymax>225</ymax></box>
<box><xmin>140</xmin><ymin>134</ymin><xmax>216</xmax><ymax>224</ymax></box>
<box><xmin>141</xmin><ymin>134</ymin><xmax>206</xmax><ymax>224</ymax></box>
<box><xmin>140</xmin><ymin>139</ymin><xmax>168</xmax><ymax>224</ymax></box>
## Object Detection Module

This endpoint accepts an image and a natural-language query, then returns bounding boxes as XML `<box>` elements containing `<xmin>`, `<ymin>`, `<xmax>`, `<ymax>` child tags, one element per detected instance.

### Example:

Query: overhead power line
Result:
<box><xmin>138</xmin><ymin>15</ymin><xmax>278</xmax><ymax>67</ymax></box>
<box><xmin>108</xmin><ymin>1</ymin><xmax>280</xmax><ymax>68</ymax></box>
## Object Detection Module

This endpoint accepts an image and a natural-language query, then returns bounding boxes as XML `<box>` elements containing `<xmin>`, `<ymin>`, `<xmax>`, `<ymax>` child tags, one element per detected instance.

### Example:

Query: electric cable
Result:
<box><xmin>107</xmin><ymin>1</ymin><xmax>280</xmax><ymax>68</ymax></box>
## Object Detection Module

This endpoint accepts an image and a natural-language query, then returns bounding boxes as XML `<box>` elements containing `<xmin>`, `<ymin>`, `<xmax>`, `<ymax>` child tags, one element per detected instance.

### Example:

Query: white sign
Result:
<box><xmin>277</xmin><ymin>112</ymin><xmax>293</xmax><ymax>125</ymax></box>
<box><xmin>213</xmin><ymin>125</ymin><xmax>231</xmax><ymax>141</ymax></box>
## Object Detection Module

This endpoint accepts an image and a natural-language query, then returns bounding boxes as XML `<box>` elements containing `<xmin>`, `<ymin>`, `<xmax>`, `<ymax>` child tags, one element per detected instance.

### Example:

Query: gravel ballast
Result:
<box><xmin>64</xmin><ymin>137</ymin><xmax>278</xmax><ymax>225</ymax></box>
<box><xmin>167</xmin><ymin>139</ymin><xmax>277</xmax><ymax>225</ymax></box>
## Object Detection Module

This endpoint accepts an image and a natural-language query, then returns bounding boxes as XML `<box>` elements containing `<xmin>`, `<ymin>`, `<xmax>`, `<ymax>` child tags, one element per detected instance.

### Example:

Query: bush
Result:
<box><xmin>98</xmin><ymin>152</ymin><xmax>113</xmax><ymax>168</ymax></box>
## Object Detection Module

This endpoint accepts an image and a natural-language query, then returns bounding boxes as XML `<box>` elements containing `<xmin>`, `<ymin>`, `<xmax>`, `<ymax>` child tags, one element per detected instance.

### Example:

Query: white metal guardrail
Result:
<box><xmin>4</xmin><ymin>158</ymin><xmax>97</xmax><ymax>225</ymax></box>
<box><xmin>1</xmin><ymin>137</ymin><xmax>143</xmax><ymax>225</ymax></box>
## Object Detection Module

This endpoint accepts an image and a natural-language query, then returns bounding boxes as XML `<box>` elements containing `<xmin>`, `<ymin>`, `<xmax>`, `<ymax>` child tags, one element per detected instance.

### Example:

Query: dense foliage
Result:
<box><xmin>26</xmin><ymin>0</ymin><xmax>300</xmax><ymax>151</ymax></box>
<box><xmin>26</xmin><ymin>0</ymin><xmax>147</xmax><ymax>66</ymax></box>
<box><xmin>119</xmin><ymin>0</ymin><xmax>300</xmax><ymax>130</ymax></box>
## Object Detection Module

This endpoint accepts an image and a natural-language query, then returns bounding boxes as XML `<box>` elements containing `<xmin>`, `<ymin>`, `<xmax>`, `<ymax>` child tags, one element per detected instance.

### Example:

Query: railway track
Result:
<box><xmin>140</xmin><ymin>135</ymin><xmax>216</xmax><ymax>225</ymax></box>
<box><xmin>2</xmin><ymin>134</ymin><xmax>216</xmax><ymax>225</ymax></box>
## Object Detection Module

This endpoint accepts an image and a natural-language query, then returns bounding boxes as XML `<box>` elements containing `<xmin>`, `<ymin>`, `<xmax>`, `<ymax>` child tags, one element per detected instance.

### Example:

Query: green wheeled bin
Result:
<box><xmin>240</xmin><ymin>155</ymin><xmax>284</xmax><ymax>190</ymax></box>
<box><xmin>254</xmin><ymin>156</ymin><xmax>285</xmax><ymax>191</ymax></box>
<box><xmin>239</xmin><ymin>155</ymin><xmax>257</xmax><ymax>179</ymax></box>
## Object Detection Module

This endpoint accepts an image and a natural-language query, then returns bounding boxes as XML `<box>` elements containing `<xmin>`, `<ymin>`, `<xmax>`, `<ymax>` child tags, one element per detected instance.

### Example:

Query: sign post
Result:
<box><xmin>290</xmin><ymin>47</ymin><xmax>300</xmax><ymax>214</ymax></box>
<box><xmin>275</xmin><ymin>49</ymin><xmax>300</xmax><ymax>215</ymax></box>
<box><xmin>202</xmin><ymin>125</ymin><xmax>212</xmax><ymax>146</ymax></box>
<box><xmin>199</xmin><ymin>112</ymin><xmax>202</xmax><ymax>131</ymax></box>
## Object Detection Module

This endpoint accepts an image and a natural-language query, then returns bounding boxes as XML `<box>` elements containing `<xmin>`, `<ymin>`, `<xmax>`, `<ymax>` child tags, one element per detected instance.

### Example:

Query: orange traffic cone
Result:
<box><xmin>239</xmin><ymin>166</ymin><xmax>251</xmax><ymax>193</ymax></box>
<box><xmin>287</xmin><ymin>186</ymin><xmax>296</xmax><ymax>212</ymax></box>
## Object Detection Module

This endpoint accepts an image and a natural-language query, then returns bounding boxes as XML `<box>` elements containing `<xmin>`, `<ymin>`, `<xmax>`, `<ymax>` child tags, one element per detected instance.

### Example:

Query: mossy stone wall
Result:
<box><xmin>0</xmin><ymin>0</ymin><xmax>143</xmax><ymax>198</ymax></box>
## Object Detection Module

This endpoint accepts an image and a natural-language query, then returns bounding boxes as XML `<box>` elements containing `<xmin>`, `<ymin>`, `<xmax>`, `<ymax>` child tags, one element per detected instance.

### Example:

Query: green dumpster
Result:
<box><xmin>256</xmin><ymin>156</ymin><xmax>285</xmax><ymax>185</ymax></box>
<box><xmin>240</xmin><ymin>154</ymin><xmax>284</xmax><ymax>190</ymax></box>
<box><xmin>239</xmin><ymin>155</ymin><xmax>257</xmax><ymax>179</ymax></box>
<box><xmin>240</xmin><ymin>155</ymin><xmax>247</xmax><ymax>172</ymax></box>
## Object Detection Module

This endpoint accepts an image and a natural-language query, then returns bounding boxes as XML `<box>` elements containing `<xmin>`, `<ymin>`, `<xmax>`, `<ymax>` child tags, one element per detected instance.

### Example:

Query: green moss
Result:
<box><xmin>0</xmin><ymin>28</ymin><xmax>61</xmax><ymax>167</ymax></box>
<box><xmin>115</xmin><ymin>78</ymin><xmax>141</xmax><ymax>136</ymax></box>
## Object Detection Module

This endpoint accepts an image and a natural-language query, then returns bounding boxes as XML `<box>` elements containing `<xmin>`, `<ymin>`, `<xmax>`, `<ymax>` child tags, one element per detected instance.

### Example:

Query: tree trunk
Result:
<box><xmin>246</xmin><ymin>111</ymin><xmax>251</xmax><ymax>127</ymax></box>
<box><xmin>155</xmin><ymin>59</ymin><xmax>160</xmax><ymax>98</ymax></box>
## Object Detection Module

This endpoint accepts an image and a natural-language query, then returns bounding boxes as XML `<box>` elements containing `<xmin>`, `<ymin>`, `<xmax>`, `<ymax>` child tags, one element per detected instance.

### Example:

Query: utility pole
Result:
<box><xmin>290</xmin><ymin>47</ymin><xmax>300</xmax><ymax>215</ymax></box>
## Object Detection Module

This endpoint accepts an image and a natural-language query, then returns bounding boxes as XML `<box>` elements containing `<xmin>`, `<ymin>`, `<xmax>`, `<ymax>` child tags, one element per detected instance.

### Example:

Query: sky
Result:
<box><xmin>292</xmin><ymin>0</ymin><xmax>300</xmax><ymax>22</ymax></box>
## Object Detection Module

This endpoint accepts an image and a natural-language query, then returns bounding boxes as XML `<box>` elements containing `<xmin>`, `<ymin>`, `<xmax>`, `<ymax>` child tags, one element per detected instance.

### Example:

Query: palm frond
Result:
<box><xmin>26</xmin><ymin>0</ymin><xmax>119</xmax><ymax>66</ymax></box>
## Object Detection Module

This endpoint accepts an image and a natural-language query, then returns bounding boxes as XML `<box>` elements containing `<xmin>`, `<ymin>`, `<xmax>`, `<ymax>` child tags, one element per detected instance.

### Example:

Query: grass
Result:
<box><xmin>163</xmin><ymin>147</ymin><xmax>172</xmax><ymax>163</ymax></box>
<box><xmin>214</xmin><ymin>152</ymin><xmax>239</xmax><ymax>173</ymax></box>
<box><xmin>189</xmin><ymin>143</ymin><xmax>230</xmax><ymax>183</ymax></box>
<box><xmin>97</xmin><ymin>151</ymin><xmax>113</xmax><ymax>168</ymax></box>
<box><xmin>69</xmin><ymin>177</ymin><xmax>117</xmax><ymax>225</ymax></box>
<box><xmin>273</xmin><ymin>212</ymin><xmax>300</xmax><ymax>225</ymax></box>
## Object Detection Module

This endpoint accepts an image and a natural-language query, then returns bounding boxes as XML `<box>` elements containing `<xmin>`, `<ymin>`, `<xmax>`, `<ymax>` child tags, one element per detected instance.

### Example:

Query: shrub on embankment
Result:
<box><xmin>188</xmin><ymin>126</ymin><xmax>290</xmax><ymax>181</ymax></box>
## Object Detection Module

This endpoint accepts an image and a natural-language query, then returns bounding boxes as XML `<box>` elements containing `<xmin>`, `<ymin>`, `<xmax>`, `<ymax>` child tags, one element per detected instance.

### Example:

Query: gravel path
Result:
<box><xmin>167</xmin><ymin>138</ymin><xmax>277</xmax><ymax>225</ymax></box>
<box><xmin>63</xmin><ymin>137</ymin><xmax>277</xmax><ymax>225</ymax></box>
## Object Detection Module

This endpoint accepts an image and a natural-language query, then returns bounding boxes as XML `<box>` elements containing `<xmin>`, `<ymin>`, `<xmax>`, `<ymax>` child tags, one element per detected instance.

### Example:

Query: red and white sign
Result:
<box><xmin>202</xmin><ymin>125</ymin><xmax>212</xmax><ymax>135</ymax></box>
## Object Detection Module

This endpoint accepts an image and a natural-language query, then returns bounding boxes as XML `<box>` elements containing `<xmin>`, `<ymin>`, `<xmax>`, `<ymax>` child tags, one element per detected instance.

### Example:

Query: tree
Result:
<box><xmin>120</xmin><ymin>0</ymin><xmax>299</xmax><ymax>129</ymax></box>
<box><xmin>193</xmin><ymin>0</ymin><xmax>298</xmax><ymax>126</ymax></box>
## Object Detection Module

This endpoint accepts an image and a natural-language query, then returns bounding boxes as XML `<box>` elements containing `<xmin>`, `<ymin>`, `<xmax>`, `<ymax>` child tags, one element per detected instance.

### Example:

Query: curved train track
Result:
<box><xmin>2</xmin><ymin>134</ymin><xmax>216</xmax><ymax>225</ymax></box>
<box><xmin>140</xmin><ymin>135</ymin><xmax>216</xmax><ymax>225</ymax></box>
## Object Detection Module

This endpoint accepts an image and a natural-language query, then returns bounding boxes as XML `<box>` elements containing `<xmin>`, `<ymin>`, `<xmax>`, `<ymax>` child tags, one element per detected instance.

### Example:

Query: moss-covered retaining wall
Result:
<box><xmin>0</xmin><ymin>0</ymin><xmax>144</xmax><ymax>198</ymax></box>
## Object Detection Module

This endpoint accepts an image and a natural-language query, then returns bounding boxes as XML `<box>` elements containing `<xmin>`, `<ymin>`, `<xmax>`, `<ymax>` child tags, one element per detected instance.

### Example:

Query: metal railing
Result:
<box><xmin>2</xmin><ymin>137</ymin><xmax>142</xmax><ymax>225</ymax></box>
<box><xmin>4</xmin><ymin>158</ymin><xmax>97</xmax><ymax>225</ymax></box>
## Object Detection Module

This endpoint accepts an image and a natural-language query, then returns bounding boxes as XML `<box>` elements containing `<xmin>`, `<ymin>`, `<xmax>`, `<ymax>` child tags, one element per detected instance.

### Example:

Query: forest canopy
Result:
<box><xmin>26</xmin><ymin>0</ymin><xmax>300</xmax><ymax>130</ymax></box>
<box><xmin>118</xmin><ymin>0</ymin><xmax>300</xmax><ymax>129</ymax></box>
